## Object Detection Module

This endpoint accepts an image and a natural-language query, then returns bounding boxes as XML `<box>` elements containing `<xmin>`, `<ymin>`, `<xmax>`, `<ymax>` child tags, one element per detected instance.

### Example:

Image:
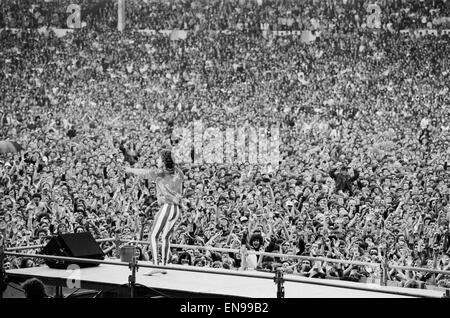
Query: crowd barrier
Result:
<box><xmin>4</xmin><ymin>237</ymin><xmax>450</xmax><ymax>292</ymax></box>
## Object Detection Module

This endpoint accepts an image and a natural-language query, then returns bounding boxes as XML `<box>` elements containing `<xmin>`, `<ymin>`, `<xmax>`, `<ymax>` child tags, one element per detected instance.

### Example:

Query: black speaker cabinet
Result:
<box><xmin>41</xmin><ymin>232</ymin><xmax>105</xmax><ymax>269</ymax></box>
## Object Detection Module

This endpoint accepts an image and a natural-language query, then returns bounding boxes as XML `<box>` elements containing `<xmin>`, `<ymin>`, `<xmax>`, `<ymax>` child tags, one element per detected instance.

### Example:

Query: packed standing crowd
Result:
<box><xmin>1</xmin><ymin>0</ymin><xmax>450</xmax><ymax>290</ymax></box>
<box><xmin>2</xmin><ymin>0</ymin><xmax>450</xmax><ymax>31</ymax></box>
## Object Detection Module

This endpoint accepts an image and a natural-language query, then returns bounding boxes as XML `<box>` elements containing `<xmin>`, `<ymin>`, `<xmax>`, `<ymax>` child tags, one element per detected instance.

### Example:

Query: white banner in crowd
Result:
<box><xmin>170</xmin><ymin>30</ymin><xmax>187</xmax><ymax>41</ymax></box>
<box><xmin>414</xmin><ymin>29</ymin><xmax>438</xmax><ymax>37</ymax></box>
<box><xmin>137</xmin><ymin>29</ymin><xmax>172</xmax><ymax>37</ymax></box>
<box><xmin>0</xmin><ymin>27</ymin><xmax>74</xmax><ymax>37</ymax></box>
<box><xmin>1</xmin><ymin>27</ymin><xmax>450</xmax><ymax>41</ymax></box>
<box><xmin>433</xmin><ymin>17</ymin><xmax>450</xmax><ymax>25</ymax></box>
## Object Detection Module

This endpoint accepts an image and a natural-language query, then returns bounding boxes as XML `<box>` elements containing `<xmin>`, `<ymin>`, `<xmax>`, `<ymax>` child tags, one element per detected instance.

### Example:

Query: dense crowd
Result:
<box><xmin>1</xmin><ymin>0</ymin><xmax>450</xmax><ymax>32</ymax></box>
<box><xmin>1</xmin><ymin>0</ymin><xmax>450</xmax><ymax>290</ymax></box>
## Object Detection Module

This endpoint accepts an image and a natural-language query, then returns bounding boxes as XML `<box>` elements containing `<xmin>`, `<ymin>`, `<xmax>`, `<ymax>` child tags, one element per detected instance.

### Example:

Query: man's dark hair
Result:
<box><xmin>178</xmin><ymin>252</ymin><xmax>192</xmax><ymax>265</ymax></box>
<box><xmin>22</xmin><ymin>278</ymin><xmax>48</xmax><ymax>298</ymax></box>
<box><xmin>160</xmin><ymin>150</ymin><xmax>174</xmax><ymax>171</ymax></box>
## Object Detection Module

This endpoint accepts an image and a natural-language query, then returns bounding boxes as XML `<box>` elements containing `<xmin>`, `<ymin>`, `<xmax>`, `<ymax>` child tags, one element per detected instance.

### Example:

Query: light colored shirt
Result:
<box><xmin>127</xmin><ymin>167</ymin><xmax>184</xmax><ymax>206</ymax></box>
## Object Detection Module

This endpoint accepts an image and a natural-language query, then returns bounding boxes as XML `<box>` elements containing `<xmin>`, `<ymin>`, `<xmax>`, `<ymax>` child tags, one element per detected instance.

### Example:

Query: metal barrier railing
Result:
<box><xmin>3</xmin><ymin>251</ymin><xmax>448</xmax><ymax>298</ymax></box>
<box><xmin>5</xmin><ymin>238</ymin><xmax>115</xmax><ymax>252</ymax></box>
<box><xmin>387</xmin><ymin>264</ymin><xmax>450</xmax><ymax>276</ymax></box>
<box><xmin>4</xmin><ymin>238</ymin><xmax>450</xmax><ymax>287</ymax></box>
<box><xmin>5</xmin><ymin>244</ymin><xmax>45</xmax><ymax>252</ymax></box>
<box><xmin>126</xmin><ymin>240</ymin><xmax>378</xmax><ymax>267</ymax></box>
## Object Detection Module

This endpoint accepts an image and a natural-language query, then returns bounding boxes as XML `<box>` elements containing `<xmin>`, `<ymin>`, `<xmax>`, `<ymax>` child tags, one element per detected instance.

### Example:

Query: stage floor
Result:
<box><xmin>6</xmin><ymin>260</ymin><xmax>446</xmax><ymax>298</ymax></box>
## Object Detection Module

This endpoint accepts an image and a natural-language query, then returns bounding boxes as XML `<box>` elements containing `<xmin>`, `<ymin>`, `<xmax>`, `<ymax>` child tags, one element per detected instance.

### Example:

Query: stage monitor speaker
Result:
<box><xmin>41</xmin><ymin>232</ymin><xmax>105</xmax><ymax>269</ymax></box>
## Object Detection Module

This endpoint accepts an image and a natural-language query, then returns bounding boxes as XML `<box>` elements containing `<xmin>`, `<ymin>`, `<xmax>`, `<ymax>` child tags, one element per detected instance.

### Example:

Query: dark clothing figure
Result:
<box><xmin>329</xmin><ymin>167</ymin><xmax>359</xmax><ymax>194</ymax></box>
<box><xmin>119</xmin><ymin>140</ymin><xmax>140</xmax><ymax>166</ymax></box>
<box><xmin>22</xmin><ymin>278</ymin><xmax>49</xmax><ymax>298</ymax></box>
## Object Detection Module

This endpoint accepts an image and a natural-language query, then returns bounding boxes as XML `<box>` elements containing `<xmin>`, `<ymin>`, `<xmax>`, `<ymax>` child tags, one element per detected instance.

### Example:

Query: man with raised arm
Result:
<box><xmin>124</xmin><ymin>150</ymin><xmax>184</xmax><ymax>265</ymax></box>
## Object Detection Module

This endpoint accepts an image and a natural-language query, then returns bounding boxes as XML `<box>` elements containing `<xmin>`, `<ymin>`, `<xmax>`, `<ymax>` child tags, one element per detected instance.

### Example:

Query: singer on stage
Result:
<box><xmin>124</xmin><ymin>150</ymin><xmax>184</xmax><ymax>266</ymax></box>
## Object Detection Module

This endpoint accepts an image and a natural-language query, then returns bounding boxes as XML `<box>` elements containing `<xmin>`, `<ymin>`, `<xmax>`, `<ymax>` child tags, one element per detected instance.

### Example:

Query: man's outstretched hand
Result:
<box><xmin>120</xmin><ymin>166</ymin><xmax>132</xmax><ymax>176</ymax></box>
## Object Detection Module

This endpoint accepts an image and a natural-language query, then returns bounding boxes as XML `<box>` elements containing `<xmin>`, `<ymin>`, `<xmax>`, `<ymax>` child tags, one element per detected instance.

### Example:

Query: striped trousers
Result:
<box><xmin>150</xmin><ymin>203</ymin><xmax>181</xmax><ymax>265</ymax></box>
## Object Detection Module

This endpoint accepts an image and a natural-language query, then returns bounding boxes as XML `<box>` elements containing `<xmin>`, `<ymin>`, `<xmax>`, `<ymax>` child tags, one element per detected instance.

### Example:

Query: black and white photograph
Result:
<box><xmin>1</xmin><ymin>0</ymin><xmax>450</xmax><ymax>303</ymax></box>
